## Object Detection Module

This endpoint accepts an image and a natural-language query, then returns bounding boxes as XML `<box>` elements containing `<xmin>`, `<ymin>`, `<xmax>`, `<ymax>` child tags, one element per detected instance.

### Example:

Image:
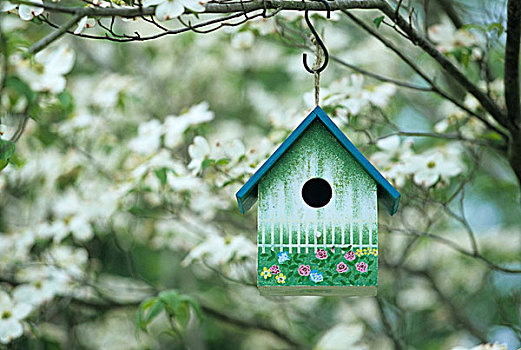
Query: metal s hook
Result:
<box><xmin>302</xmin><ymin>0</ymin><xmax>330</xmax><ymax>74</ymax></box>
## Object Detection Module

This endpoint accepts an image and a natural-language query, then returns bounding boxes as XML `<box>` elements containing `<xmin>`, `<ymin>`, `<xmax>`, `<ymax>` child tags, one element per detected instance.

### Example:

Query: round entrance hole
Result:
<box><xmin>301</xmin><ymin>178</ymin><xmax>332</xmax><ymax>208</ymax></box>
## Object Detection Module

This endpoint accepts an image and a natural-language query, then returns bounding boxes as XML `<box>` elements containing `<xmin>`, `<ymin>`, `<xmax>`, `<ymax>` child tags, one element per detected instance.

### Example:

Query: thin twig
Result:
<box><xmin>344</xmin><ymin>11</ymin><xmax>509</xmax><ymax>139</ymax></box>
<box><xmin>378</xmin><ymin>2</ymin><xmax>509</xmax><ymax>129</ymax></box>
<box><xmin>385</xmin><ymin>226</ymin><xmax>521</xmax><ymax>274</ymax></box>
<box><xmin>330</xmin><ymin>55</ymin><xmax>433</xmax><ymax>92</ymax></box>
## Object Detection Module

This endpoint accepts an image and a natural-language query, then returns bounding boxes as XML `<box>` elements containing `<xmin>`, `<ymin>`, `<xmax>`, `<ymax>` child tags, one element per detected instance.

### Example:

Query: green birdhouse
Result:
<box><xmin>236</xmin><ymin>107</ymin><xmax>400</xmax><ymax>296</ymax></box>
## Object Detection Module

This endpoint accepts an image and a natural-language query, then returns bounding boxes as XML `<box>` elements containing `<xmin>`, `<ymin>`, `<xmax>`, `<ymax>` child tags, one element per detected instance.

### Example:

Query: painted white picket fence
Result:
<box><xmin>258</xmin><ymin>219</ymin><xmax>377</xmax><ymax>253</ymax></box>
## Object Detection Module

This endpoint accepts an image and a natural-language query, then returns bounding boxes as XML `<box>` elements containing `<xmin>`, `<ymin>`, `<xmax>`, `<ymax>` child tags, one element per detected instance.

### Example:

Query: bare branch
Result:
<box><xmin>375</xmin><ymin>296</ymin><xmax>406</xmax><ymax>350</ymax></box>
<box><xmin>385</xmin><ymin>226</ymin><xmax>521</xmax><ymax>274</ymax></box>
<box><xmin>10</xmin><ymin>0</ymin><xmax>383</xmax><ymax>16</ymax></box>
<box><xmin>375</xmin><ymin>130</ymin><xmax>506</xmax><ymax>150</ymax></box>
<box><xmin>39</xmin><ymin>11</ymin><xmax>262</xmax><ymax>42</ymax></box>
<box><xmin>344</xmin><ymin>11</ymin><xmax>509</xmax><ymax>139</ymax></box>
<box><xmin>435</xmin><ymin>0</ymin><xmax>463</xmax><ymax>28</ymax></box>
<box><xmin>378</xmin><ymin>2</ymin><xmax>509</xmax><ymax>129</ymax></box>
<box><xmin>505</xmin><ymin>0</ymin><xmax>521</xmax><ymax>127</ymax></box>
<box><xmin>389</xmin><ymin>265</ymin><xmax>488</xmax><ymax>342</ymax></box>
<box><xmin>330</xmin><ymin>55</ymin><xmax>434</xmax><ymax>91</ymax></box>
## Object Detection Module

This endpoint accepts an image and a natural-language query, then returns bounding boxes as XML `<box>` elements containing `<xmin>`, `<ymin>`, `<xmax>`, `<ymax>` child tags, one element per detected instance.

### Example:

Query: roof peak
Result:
<box><xmin>236</xmin><ymin>106</ymin><xmax>400</xmax><ymax>215</ymax></box>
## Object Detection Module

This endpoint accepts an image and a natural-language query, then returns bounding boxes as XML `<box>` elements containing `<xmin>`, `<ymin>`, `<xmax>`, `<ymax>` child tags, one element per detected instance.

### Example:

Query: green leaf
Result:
<box><xmin>373</xmin><ymin>16</ymin><xmax>385</xmax><ymax>28</ymax></box>
<box><xmin>5</xmin><ymin>76</ymin><xmax>35</xmax><ymax>104</ymax></box>
<box><xmin>216</xmin><ymin>158</ymin><xmax>230</xmax><ymax>166</ymax></box>
<box><xmin>145</xmin><ymin>299</ymin><xmax>165</xmax><ymax>324</ymax></box>
<box><xmin>154</xmin><ymin>168</ymin><xmax>168</xmax><ymax>185</ymax></box>
<box><xmin>202</xmin><ymin>158</ymin><xmax>215</xmax><ymax>170</ymax></box>
<box><xmin>159</xmin><ymin>290</ymin><xmax>182</xmax><ymax>316</ymax></box>
<box><xmin>179</xmin><ymin>295</ymin><xmax>203</xmax><ymax>322</ymax></box>
<box><xmin>487</xmin><ymin>22</ymin><xmax>504</xmax><ymax>37</ymax></box>
<box><xmin>0</xmin><ymin>139</ymin><xmax>15</xmax><ymax>164</ymax></box>
<box><xmin>0</xmin><ymin>160</ymin><xmax>8</xmax><ymax>172</ymax></box>
<box><xmin>57</xmin><ymin>90</ymin><xmax>74</xmax><ymax>114</ymax></box>
<box><xmin>174</xmin><ymin>303</ymin><xmax>190</xmax><ymax>328</ymax></box>
<box><xmin>136</xmin><ymin>297</ymin><xmax>156</xmax><ymax>332</ymax></box>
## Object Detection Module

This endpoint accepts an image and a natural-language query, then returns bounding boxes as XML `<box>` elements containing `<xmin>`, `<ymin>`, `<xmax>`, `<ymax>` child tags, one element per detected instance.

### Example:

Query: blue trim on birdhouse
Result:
<box><xmin>236</xmin><ymin>106</ymin><xmax>401</xmax><ymax>215</ymax></box>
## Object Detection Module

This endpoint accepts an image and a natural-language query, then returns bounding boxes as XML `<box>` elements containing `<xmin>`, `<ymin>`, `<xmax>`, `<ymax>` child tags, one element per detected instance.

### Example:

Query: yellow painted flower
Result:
<box><xmin>261</xmin><ymin>267</ymin><xmax>272</xmax><ymax>279</ymax></box>
<box><xmin>356</xmin><ymin>248</ymin><xmax>363</xmax><ymax>256</ymax></box>
<box><xmin>276</xmin><ymin>273</ymin><xmax>286</xmax><ymax>284</ymax></box>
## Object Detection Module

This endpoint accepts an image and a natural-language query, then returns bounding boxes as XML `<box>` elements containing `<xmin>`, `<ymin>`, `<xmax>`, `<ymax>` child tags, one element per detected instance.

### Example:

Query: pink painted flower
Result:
<box><xmin>344</xmin><ymin>251</ymin><xmax>356</xmax><ymax>261</ymax></box>
<box><xmin>336</xmin><ymin>262</ymin><xmax>348</xmax><ymax>273</ymax></box>
<box><xmin>331</xmin><ymin>247</ymin><xmax>335</xmax><ymax>253</ymax></box>
<box><xmin>298</xmin><ymin>264</ymin><xmax>311</xmax><ymax>276</ymax></box>
<box><xmin>269</xmin><ymin>265</ymin><xmax>281</xmax><ymax>275</ymax></box>
<box><xmin>316</xmin><ymin>248</ymin><xmax>328</xmax><ymax>260</ymax></box>
<box><xmin>356</xmin><ymin>262</ymin><xmax>368</xmax><ymax>273</ymax></box>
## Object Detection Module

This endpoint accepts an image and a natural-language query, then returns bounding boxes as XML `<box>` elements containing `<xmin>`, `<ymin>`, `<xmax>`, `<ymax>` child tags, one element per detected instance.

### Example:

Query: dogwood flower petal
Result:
<box><xmin>18</xmin><ymin>0</ymin><xmax>44</xmax><ymax>21</ymax></box>
<box><xmin>156</xmin><ymin>0</ymin><xmax>184</xmax><ymax>21</ymax></box>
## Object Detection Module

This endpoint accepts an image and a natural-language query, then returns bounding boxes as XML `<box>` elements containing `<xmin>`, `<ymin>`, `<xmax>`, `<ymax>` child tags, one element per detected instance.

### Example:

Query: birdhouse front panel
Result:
<box><xmin>256</xmin><ymin>120</ymin><xmax>378</xmax><ymax>296</ymax></box>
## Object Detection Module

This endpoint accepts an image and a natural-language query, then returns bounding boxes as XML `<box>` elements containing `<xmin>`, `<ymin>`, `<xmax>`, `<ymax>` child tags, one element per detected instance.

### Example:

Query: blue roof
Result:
<box><xmin>236</xmin><ymin>106</ymin><xmax>400</xmax><ymax>215</ymax></box>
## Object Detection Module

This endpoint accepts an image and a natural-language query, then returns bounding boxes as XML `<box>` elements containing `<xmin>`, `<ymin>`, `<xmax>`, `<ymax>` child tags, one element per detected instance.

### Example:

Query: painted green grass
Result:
<box><xmin>257</xmin><ymin>247</ymin><xmax>377</xmax><ymax>287</ymax></box>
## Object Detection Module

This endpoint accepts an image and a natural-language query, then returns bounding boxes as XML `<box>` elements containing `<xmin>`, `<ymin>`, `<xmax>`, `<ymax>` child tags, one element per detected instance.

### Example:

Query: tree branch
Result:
<box><xmin>344</xmin><ymin>11</ymin><xmax>509</xmax><ymax>139</ymax></box>
<box><xmin>27</xmin><ymin>13</ymin><xmax>83</xmax><ymax>54</ymax></box>
<box><xmin>201</xmin><ymin>305</ymin><xmax>305</xmax><ymax>349</ymax></box>
<box><xmin>389</xmin><ymin>265</ymin><xmax>487</xmax><ymax>342</ymax></box>
<box><xmin>504</xmin><ymin>0</ymin><xmax>521</xmax><ymax>188</ymax></box>
<box><xmin>375</xmin><ymin>296</ymin><xmax>406</xmax><ymax>350</ymax></box>
<box><xmin>505</xmin><ymin>0</ymin><xmax>521</xmax><ymax>127</ymax></box>
<box><xmin>329</xmin><ymin>55</ymin><xmax>434</xmax><ymax>92</ymax></box>
<box><xmin>435</xmin><ymin>0</ymin><xmax>463</xmax><ymax>28</ymax></box>
<box><xmin>70</xmin><ymin>296</ymin><xmax>304</xmax><ymax>348</ymax></box>
<box><xmin>375</xmin><ymin>130</ymin><xmax>506</xmax><ymax>150</ymax></box>
<box><xmin>10</xmin><ymin>0</ymin><xmax>383</xmax><ymax>16</ymax></box>
<box><xmin>378</xmin><ymin>2</ymin><xmax>509</xmax><ymax>129</ymax></box>
<box><xmin>384</xmin><ymin>226</ymin><xmax>521</xmax><ymax>274</ymax></box>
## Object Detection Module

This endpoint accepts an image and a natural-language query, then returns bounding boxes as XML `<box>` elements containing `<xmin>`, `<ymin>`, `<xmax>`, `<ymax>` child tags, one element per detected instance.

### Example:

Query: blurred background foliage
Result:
<box><xmin>0</xmin><ymin>0</ymin><xmax>520</xmax><ymax>349</ymax></box>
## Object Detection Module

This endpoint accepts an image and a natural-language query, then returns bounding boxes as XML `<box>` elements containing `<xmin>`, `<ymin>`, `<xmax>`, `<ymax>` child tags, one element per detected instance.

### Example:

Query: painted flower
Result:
<box><xmin>316</xmin><ymin>248</ymin><xmax>328</xmax><ymax>260</ymax></box>
<box><xmin>331</xmin><ymin>247</ymin><xmax>335</xmax><ymax>253</ymax></box>
<box><xmin>356</xmin><ymin>262</ymin><xmax>368</xmax><ymax>273</ymax></box>
<box><xmin>309</xmin><ymin>269</ymin><xmax>323</xmax><ymax>283</ymax></box>
<box><xmin>269</xmin><ymin>265</ymin><xmax>280</xmax><ymax>275</ymax></box>
<box><xmin>371</xmin><ymin>248</ymin><xmax>378</xmax><ymax>256</ymax></box>
<box><xmin>277</xmin><ymin>251</ymin><xmax>289</xmax><ymax>264</ymax></box>
<box><xmin>355</xmin><ymin>248</ymin><xmax>363</xmax><ymax>256</ymax></box>
<box><xmin>276</xmin><ymin>273</ymin><xmax>286</xmax><ymax>284</ymax></box>
<box><xmin>336</xmin><ymin>262</ymin><xmax>349</xmax><ymax>273</ymax></box>
<box><xmin>298</xmin><ymin>264</ymin><xmax>311</xmax><ymax>276</ymax></box>
<box><xmin>344</xmin><ymin>251</ymin><xmax>356</xmax><ymax>261</ymax></box>
<box><xmin>260</xmin><ymin>267</ymin><xmax>271</xmax><ymax>279</ymax></box>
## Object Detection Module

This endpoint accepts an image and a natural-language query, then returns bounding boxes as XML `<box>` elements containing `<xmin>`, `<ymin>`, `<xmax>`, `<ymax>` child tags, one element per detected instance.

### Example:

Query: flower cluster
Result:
<box><xmin>370</xmin><ymin>135</ymin><xmax>466</xmax><ymax>188</ymax></box>
<box><xmin>355</xmin><ymin>248</ymin><xmax>378</xmax><ymax>257</ymax></box>
<box><xmin>260</xmin><ymin>265</ymin><xmax>286</xmax><ymax>284</ymax></box>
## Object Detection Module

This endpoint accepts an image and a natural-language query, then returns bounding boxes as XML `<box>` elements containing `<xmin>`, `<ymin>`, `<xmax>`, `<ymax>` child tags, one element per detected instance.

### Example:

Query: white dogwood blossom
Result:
<box><xmin>143</xmin><ymin>0</ymin><xmax>208</xmax><ymax>21</ymax></box>
<box><xmin>0</xmin><ymin>291</ymin><xmax>32</xmax><ymax>344</ymax></box>
<box><xmin>1</xmin><ymin>0</ymin><xmax>44</xmax><ymax>21</ymax></box>
<box><xmin>15</xmin><ymin>45</ymin><xmax>75</xmax><ymax>93</ymax></box>
<box><xmin>411</xmin><ymin>146</ymin><xmax>465</xmax><ymax>187</ymax></box>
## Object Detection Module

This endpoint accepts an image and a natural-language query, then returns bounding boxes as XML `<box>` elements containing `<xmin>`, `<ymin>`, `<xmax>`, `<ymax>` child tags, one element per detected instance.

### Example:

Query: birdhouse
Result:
<box><xmin>236</xmin><ymin>106</ymin><xmax>400</xmax><ymax>296</ymax></box>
